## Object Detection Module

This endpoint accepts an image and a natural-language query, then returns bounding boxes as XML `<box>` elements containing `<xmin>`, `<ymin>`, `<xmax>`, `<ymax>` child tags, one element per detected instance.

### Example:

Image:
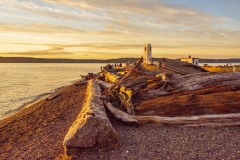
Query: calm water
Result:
<box><xmin>0</xmin><ymin>63</ymin><xmax>104</xmax><ymax>120</ymax></box>
<box><xmin>199</xmin><ymin>63</ymin><xmax>240</xmax><ymax>66</ymax></box>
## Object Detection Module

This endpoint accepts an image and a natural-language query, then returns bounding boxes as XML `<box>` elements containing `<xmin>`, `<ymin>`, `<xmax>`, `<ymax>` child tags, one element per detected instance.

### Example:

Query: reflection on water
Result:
<box><xmin>198</xmin><ymin>63</ymin><xmax>240</xmax><ymax>66</ymax></box>
<box><xmin>0</xmin><ymin>63</ymin><xmax>104</xmax><ymax>120</ymax></box>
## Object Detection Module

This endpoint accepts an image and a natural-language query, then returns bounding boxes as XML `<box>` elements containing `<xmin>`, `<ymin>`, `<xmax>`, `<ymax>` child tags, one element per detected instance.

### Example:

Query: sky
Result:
<box><xmin>0</xmin><ymin>0</ymin><xmax>240</xmax><ymax>59</ymax></box>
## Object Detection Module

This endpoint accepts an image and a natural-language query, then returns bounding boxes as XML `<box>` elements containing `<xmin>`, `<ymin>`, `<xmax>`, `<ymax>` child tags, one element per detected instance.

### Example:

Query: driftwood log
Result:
<box><xmin>135</xmin><ymin>85</ymin><xmax>240</xmax><ymax>117</ymax></box>
<box><xmin>104</xmin><ymin>101</ymin><xmax>139</xmax><ymax>124</ymax></box>
<box><xmin>104</xmin><ymin>72</ymin><xmax>120</xmax><ymax>83</ymax></box>
<box><xmin>95</xmin><ymin>79</ymin><xmax>113</xmax><ymax>89</ymax></box>
<box><xmin>63</xmin><ymin>79</ymin><xmax>118</xmax><ymax>155</ymax></box>
<box><xmin>163</xmin><ymin>72</ymin><xmax>240</xmax><ymax>91</ymax></box>
<box><xmin>104</xmin><ymin>101</ymin><xmax>240</xmax><ymax>126</ymax></box>
<box><xmin>107</xmin><ymin>57</ymin><xmax>147</xmax><ymax>115</ymax></box>
<box><xmin>113</xmin><ymin>76</ymin><xmax>147</xmax><ymax>115</ymax></box>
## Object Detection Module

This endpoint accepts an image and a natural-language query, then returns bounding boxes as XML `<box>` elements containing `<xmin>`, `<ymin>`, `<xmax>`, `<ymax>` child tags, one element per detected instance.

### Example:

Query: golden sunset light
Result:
<box><xmin>1</xmin><ymin>1</ymin><xmax>240</xmax><ymax>159</ymax></box>
<box><xmin>0</xmin><ymin>0</ymin><xmax>240</xmax><ymax>59</ymax></box>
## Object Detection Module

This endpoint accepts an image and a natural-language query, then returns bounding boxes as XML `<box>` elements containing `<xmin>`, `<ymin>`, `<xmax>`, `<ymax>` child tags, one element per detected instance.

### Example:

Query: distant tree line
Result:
<box><xmin>0</xmin><ymin>56</ymin><xmax>240</xmax><ymax>63</ymax></box>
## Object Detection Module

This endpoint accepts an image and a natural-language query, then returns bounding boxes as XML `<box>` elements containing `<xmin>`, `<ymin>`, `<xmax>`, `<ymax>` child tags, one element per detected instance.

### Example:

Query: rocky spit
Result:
<box><xmin>0</xmin><ymin>81</ymin><xmax>239</xmax><ymax>159</ymax></box>
<box><xmin>73</xmin><ymin>115</ymin><xmax>240</xmax><ymax>160</ymax></box>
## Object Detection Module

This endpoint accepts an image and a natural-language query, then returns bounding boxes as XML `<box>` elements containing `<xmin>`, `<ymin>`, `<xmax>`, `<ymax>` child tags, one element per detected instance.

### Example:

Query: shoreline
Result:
<box><xmin>0</xmin><ymin>80</ymin><xmax>88</xmax><ymax>159</ymax></box>
<box><xmin>0</xmin><ymin>78</ymin><xmax>82</xmax><ymax>121</ymax></box>
<box><xmin>1</xmin><ymin>93</ymin><xmax>51</xmax><ymax>121</ymax></box>
<box><xmin>1</xmin><ymin>79</ymin><xmax>240</xmax><ymax>159</ymax></box>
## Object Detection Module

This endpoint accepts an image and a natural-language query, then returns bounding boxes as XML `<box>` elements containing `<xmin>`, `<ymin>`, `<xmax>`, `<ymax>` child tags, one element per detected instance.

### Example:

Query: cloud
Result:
<box><xmin>0</xmin><ymin>22</ymin><xmax>85</xmax><ymax>34</ymax></box>
<box><xmin>121</xmin><ymin>20</ymin><xmax>127</xmax><ymax>25</ymax></box>
<box><xmin>0</xmin><ymin>46</ymin><xmax>73</xmax><ymax>56</ymax></box>
<box><xmin>1</xmin><ymin>0</ymin><xmax>225</xmax><ymax>28</ymax></box>
<box><xmin>0</xmin><ymin>0</ymin><xmax>118</xmax><ymax>22</ymax></box>
<box><xmin>40</xmin><ymin>0</ymin><xmax>225</xmax><ymax>27</ymax></box>
<box><xmin>47</xmin><ymin>42</ymin><xmax>240</xmax><ymax>50</ymax></box>
<box><xmin>105</xmin><ymin>26</ymin><xmax>114</xmax><ymax>30</ymax></box>
<box><xmin>219</xmin><ymin>32</ymin><xmax>229</xmax><ymax>38</ymax></box>
<box><xmin>1</xmin><ymin>0</ymin><xmax>239</xmax><ymax>59</ymax></box>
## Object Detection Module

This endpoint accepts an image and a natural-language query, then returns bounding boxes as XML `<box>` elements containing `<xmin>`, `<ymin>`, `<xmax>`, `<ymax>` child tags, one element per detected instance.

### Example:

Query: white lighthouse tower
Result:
<box><xmin>143</xmin><ymin>44</ymin><xmax>152</xmax><ymax>64</ymax></box>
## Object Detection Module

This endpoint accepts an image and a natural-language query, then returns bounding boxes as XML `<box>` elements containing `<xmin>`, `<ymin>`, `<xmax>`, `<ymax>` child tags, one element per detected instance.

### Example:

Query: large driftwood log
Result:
<box><xmin>134</xmin><ymin>114</ymin><xmax>240</xmax><ymax>126</ymax></box>
<box><xmin>164</xmin><ymin>72</ymin><xmax>240</xmax><ymax>91</ymax></box>
<box><xmin>162</xmin><ymin>66</ymin><xmax>189</xmax><ymax>75</ymax></box>
<box><xmin>133</xmin><ymin>67</ymin><xmax>162</xmax><ymax>76</ymax></box>
<box><xmin>141</xmin><ymin>84</ymin><xmax>240</xmax><ymax>99</ymax></box>
<box><xmin>104</xmin><ymin>101</ymin><xmax>240</xmax><ymax>126</ymax></box>
<box><xmin>141</xmin><ymin>81</ymin><xmax>165</xmax><ymax>92</ymax></box>
<box><xmin>136</xmin><ymin>88</ymin><xmax>240</xmax><ymax>117</ymax></box>
<box><xmin>63</xmin><ymin>80</ymin><xmax>118</xmax><ymax>155</ymax></box>
<box><xmin>120</xmin><ymin>76</ymin><xmax>147</xmax><ymax>89</ymax></box>
<box><xmin>107</xmin><ymin>57</ymin><xmax>145</xmax><ymax>115</ymax></box>
<box><xmin>111</xmin><ymin>76</ymin><xmax>147</xmax><ymax>115</ymax></box>
<box><xmin>95</xmin><ymin>79</ymin><xmax>113</xmax><ymax>89</ymax></box>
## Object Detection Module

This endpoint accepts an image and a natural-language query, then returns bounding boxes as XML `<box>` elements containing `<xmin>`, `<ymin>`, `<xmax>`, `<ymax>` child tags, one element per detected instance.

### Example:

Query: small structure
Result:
<box><xmin>181</xmin><ymin>55</ymin><xmax>199</xmax><ymax>66</ymax></box>
<box><xmin>143</xmin><ymin>44</ymin><xmax>152</xmax><ymax>64</ymax></box>
<box><xmin>233</xmin><ymin>65</ymin><xmax>237</xmax><ymax>72</ymax></box>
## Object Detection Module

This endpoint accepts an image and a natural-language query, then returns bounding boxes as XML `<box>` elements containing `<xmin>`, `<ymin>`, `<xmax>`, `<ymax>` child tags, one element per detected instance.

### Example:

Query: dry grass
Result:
<box><xmin>201</xmin><ymin>66</ymin><xmax>240</xmax><ymax>72</ymax></box>
<box><xmin>142</xmin><ymin>65</ymin><xmax>159</xmax><ymax>70</ymax></box>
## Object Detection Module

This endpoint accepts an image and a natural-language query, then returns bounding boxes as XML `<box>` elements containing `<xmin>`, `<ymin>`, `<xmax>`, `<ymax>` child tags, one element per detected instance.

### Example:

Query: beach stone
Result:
<box><xmin>63</xmin><ymin>79</ymin><xmax>119</xmax><ymax>153</ymax></box>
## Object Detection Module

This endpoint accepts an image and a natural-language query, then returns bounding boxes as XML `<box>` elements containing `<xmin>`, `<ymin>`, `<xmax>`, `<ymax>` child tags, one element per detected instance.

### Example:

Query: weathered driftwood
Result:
<box><xmin>147</xmin><ymin>90</ymin><xmax>171</xmax><ymax>96</ymax></box>
<box><xmin>133</xmin><ymin>67</ymin><xmax>161</xmax><ymax>76</ymax></box>
<box><xmin>63</xmin><ymin>79</ymin><xmax>118</xmax><ymax>155</ymax></box>
<box><xmin>107</xmin><ymin>57</ymin><xmax>145</xmax><ymax>115</ymax></box>
<box><xmin>162</xmin><ymin>66</ymin><xmax>189</xmax><ymax>75</ymax></box>
<box><xmin>104</xmin><ymin>72</ymin><xmax>120</xmax><ymax>83</ymax></box>
<box><xmin>158</xmin><ymin>58</ymin><xmax>207</xmax><ymax>74</ymax></box>
<box><xmin>46</xmin><ymin>93</ymin><xmax>60</xmax><ymax>101</ymax></box>
<box><xmin>141</xmin><ymin>81</ymin><xmax>165</xmax><ymax>92</ymax></box>
<box><xmin>167</xmin><ymin>84</ymin><xmax>240</xmax><ymax>97</ymax></box>
<box><xmin>164</xmin><ymin>72</ymin><xmax>240</xmax><ymax>91</ymax></box>
<box><xmin>120</xmin><ymin>76</ymin><xmax>147</xmax><ymax>89</ymax></box>
<box><xmin>111</xmin><ymin>76</ymin><xmax>147</xmax><ymax>115</ymax></box>
<box><xmin>115</xmin><ymin>57</ymin><xmax>144</xmax><ymax>86</ymax></box>
<box><xmin>105</xmin><ymin>101</ymin><xmax>240</xmax><ymax>126</ymax></box>
<box><xmin>95</xmin><ymin>79</ymin><xmax>113</xmax><ymax>89</ymax></box>
<box><xmin>104</xmin><ymin>101</ymin><xmax>138</xmax><ymax>124</ymax></box>
<box><xmin>135</xmin><ymin>88</ymin><xmax>240</xmax><ymax>117</ymax></box>
<box><xmin>117</xmin><ymin>91</ymin><xmax>134</xmax><ymax>115</ymax></box>
<box><xmin>134</xmin><ymin>114</ymin><xmax>240</xmax><ymax>126</ymax></box>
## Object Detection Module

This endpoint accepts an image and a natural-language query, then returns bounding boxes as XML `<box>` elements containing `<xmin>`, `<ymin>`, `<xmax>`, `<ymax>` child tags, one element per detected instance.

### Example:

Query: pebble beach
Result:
<box><xmin>0</xmin><ymin>81</ymin><xmax>240</xmax><ymax>159</ymax></box>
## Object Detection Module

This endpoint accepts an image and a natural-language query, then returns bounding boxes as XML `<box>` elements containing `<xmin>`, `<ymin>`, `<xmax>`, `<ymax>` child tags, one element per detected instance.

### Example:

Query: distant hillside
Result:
<box><xmin>0</xmin><ymin>57</ymin><xmax>139</xmax><ymax>63</ymax></box>
<box><xmin>0</xmin><ymin>56</ymin><xmax>240</xmax><ymax>63</ymax></box>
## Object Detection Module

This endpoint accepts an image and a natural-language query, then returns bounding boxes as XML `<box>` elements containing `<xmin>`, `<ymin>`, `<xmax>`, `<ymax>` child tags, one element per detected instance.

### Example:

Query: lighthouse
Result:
<box><xmin>143</xmin><ymin>44</ymin><xmax>152</xmax><ymax>64</ymax></box>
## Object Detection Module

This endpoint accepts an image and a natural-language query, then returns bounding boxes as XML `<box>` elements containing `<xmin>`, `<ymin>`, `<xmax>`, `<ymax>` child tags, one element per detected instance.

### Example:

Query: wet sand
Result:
<box><xmin>0</xmin><ymin>81</ymin><xmax>240</xmax><ymax>159</ymax></box>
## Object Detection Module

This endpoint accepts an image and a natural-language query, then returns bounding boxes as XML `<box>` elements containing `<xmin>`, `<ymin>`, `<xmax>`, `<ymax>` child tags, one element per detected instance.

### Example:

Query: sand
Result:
<box><xmin>0</xmin><ymin>81</ymin><xmax>240</xmax><ymax>160</ymax></box>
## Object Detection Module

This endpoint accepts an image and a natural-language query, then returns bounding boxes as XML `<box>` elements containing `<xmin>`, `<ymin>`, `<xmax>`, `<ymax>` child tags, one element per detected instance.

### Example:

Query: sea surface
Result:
<box><xmin>0</xmin><ymin>63</ymin><xmax>104</xmax><ymax>120</ymax></box>
<box><xmin>198</xmin><ymin>63</ymin><xmax>240</xmax><ymax>66</ymax></box>
<box><xmin>1</xmin><ymin>62</ymin><xmax>239</xmax><ymax>120</ymax></box>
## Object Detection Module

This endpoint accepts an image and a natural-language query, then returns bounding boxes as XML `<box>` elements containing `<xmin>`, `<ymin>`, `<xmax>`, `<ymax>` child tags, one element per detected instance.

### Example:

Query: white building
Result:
<box><xmin>181</xmin><ymin>55</ymin><xmax>199</xmax><ymax>66</ymax></box>
<box><xmin>143</xmin><ymin>44</ymin><xmax>152</xmax><ymax>64</ymax></box>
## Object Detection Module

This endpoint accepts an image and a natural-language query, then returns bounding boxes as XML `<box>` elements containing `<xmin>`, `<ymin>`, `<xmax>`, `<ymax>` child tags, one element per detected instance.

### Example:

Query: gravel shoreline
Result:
<box><xmin>0</xmin><ymin>81</ymin><xmax>240</xmax><ymax>160</ymax></box>
<box><xmin>0</xmin><ymin>82</ymin><xmax>87</xmax><ymax>159</ymax></box>
<box><xmin>73</xmin><ymin>115</ymin><xmax>240</xmax><ymax>160</ymax></box>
